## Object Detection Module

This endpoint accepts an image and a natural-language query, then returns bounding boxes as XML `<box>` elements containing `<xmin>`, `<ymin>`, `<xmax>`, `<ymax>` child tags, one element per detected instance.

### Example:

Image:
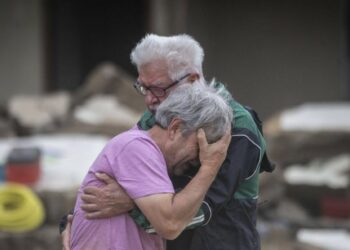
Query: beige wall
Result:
<box><xmin>186</xmin><ymin>0</ymin><xmax>348</xmax><ymax>119</ymax></box>
<box><xmin>0</xmin><ymin>0</ymin><xmax>43</xmax><ymax>105</ymax></box>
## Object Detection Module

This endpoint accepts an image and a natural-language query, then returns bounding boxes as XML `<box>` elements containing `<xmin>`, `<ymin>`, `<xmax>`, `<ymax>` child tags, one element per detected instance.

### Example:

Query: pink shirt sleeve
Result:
<box><xmin>111</xmin><ymin>137</ymin><xmax>174</xmax><ymax>199</ymax></box>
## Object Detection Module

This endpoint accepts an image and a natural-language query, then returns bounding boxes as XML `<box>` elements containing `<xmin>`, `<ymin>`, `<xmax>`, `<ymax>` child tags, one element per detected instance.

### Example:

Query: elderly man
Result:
<box><xmin>70</xmin><ymin>84</ymin><xmax>232</xmax><ymax>250</ymax></box>
<box><xmin>61</xmin><ymin>34</ymin><xmax>273</xmax><ymax>250</ymax></box>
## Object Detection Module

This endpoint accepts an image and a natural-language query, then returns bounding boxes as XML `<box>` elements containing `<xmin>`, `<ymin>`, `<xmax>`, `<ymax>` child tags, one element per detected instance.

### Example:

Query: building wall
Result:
<box><xmin>0</xmin><ymin>0</ymin><xmax>43</xmax><ymax>105</ymax></box>
<box><xmin>0</xmin><ymin>0</ymin><xmax>347</xmax><ymax>120</ymax></box>
<box><xmin>187</xmin><ymin>0</ymin><xmax>348</xmax><ymax>119</ymax></box>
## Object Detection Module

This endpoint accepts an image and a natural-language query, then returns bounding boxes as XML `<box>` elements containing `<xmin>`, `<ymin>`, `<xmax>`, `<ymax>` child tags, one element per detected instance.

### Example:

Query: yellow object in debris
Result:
<box><xmin>0</xmin><ymin>183</ymin><xmax>45</xmax><ymax>232</ymax></box>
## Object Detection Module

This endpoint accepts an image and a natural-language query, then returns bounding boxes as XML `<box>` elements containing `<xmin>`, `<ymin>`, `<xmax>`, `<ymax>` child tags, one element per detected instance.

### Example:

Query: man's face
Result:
<box><xmin>168</xmin><ymin>131</ymin><xmax>199</xmax><ymax>176</ymax></box>
<box><xmin>137</xmin><ymin>61</ymin><xmax>177</xmax><ymax>113</ymax></box>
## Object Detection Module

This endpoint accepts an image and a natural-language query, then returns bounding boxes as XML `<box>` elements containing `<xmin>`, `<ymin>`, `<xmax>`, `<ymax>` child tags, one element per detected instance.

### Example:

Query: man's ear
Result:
<box><xmin>167</xmin><ymin>118</ymin><xmax>182</xmax><ymax>140</ymax></box>
<box><xmin>188</xmin><ymin>73</ymin><xmax>200</xmax><ymax>83</ymax></box>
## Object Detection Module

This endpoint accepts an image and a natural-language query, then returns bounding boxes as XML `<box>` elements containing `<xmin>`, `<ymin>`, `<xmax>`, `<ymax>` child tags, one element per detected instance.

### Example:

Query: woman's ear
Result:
<box><xmin>167</xmin><ymin>118</ymin><xmax>182</xmax><ymax>140</ymax></box>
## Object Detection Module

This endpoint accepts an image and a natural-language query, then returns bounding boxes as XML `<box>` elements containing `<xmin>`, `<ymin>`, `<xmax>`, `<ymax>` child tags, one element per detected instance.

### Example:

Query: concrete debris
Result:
<box><xmin>258</xmin><ymin>219</ymin><xmax>324</xmax><ymax>250</ymax></box>
<box><xmin>73</xmin><ymin>94</ymin><xmax>141</xmax><ymax>128</ymax></box>
<box><xmin>264</xmin><ymin>103</ymin><xmax>350</xmax><ymax>166</ymax></box>
<box><xmin>72</xmin><ymin>62</ymin><xmax>145</xmax><ymax>113</ymax></box>
<box><xmin>282</xmin><ymin>155</ymin><xmax>350</xmax><ymax>217</ymax></box>
<box><xmin>280</xmin><ymin>103</ymin><xmax>350</xmax><ymax>132</ymax></box>
<box><xmin>297</xmin><ymin>229</ymin><xmax>350</xmax><ymax>250</ymax></box>
<box><xmin>260</xmin><ymin>103</ymin><xmax>350</xmax><ymax>249</ymax></box>
<box><xmin>5</xmin><ymin>63</ymin><xmax>146</xmax><ymax>136</ymax></box>
<box><xmin>7</xmin><ymin>92</ymin><xmax>71</xmax><ymax>134</ymax></box>
<box><xmin>1</xmin><ymin>85</ymin><xmax>349</xmax><ymax>248</ymax></box>
<box><xmin>284</xmin><ymin>155</ymin><xmax>350</xmax><ymax>189</ymax></box>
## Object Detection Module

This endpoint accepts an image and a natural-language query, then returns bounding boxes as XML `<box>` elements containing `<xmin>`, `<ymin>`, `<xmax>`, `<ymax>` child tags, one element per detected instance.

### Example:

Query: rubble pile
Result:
<box><xmin>1</xmin><ymin>65</ymin><xmax>350</xmax><ymax>249</ymax></box>
<box><xmin>0</xmin><ymin>63</ymin><xmax>143</xmax><ymax>249</ymax></box>
<box><xmin>260</xmin><ymin>103</ymin><xmax>350</xmax><ymax>250</ymax></box>
<box><xmin>2</xmin><ymin>63</ymin><xmax>144</xmax><ymax>137</ymax></box>
<box><xmin>8</xmin><ymin>92</ymin><xmax>71</xmax><ymax>135</ymax></box>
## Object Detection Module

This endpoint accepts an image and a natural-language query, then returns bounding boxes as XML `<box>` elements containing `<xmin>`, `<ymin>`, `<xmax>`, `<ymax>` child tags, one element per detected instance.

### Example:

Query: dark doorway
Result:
<box><xmin>45</xmin><ymin>0</ymin><xmax>147</xmax><ymax>91</ymax></box>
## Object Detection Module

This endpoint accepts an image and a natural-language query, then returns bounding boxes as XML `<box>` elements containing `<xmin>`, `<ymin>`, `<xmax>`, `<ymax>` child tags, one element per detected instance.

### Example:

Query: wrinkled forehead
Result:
<box><xmin>138</xmin><ymin>61</ymin><xmax>171</xmax><ymax>86</ymax></box>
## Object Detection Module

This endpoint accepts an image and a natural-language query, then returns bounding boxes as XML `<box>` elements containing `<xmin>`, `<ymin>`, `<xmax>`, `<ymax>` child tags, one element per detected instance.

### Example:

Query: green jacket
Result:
<box><xmin>132</xmin><ymin>82</ymin><xmax>270</xmax><ymax>250</ymax></box>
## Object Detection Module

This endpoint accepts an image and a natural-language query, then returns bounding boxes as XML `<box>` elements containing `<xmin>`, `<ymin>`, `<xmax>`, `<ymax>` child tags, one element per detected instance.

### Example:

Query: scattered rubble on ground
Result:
<box><xmin>1</xmin><ymin>70</ymin><xmax>350</xmax><ymax>250</ymax></box>
<box><xmin>0</xmin><ymin>63</ymin><xmax>143</xmax><ymax>249</ymax></box>
<box><xmin>260</xmin><ymin>102</ymin><xmax>350</xmax><ymax>249</ymax></box>
<box><xmin>7</xmin><ymin>92</ymin><xmax>71</xmax><ymax>134</ymax></box>
<box><xmin>264</xmin><ymin>103</ymin><xmax>350</xmax><ymax>166</ymax></box>
<box><xmin>3</xmin><ymin>62</ymin><xmax>144</xmax><ymax>137</ymax></box>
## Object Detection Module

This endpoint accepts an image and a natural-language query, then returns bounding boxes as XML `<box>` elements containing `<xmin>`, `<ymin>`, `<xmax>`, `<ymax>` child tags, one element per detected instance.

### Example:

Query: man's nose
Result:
<box><xmin>145</xmin><ymin>91</ymin><xmax>159</xmax><ymax>103</ymax></box>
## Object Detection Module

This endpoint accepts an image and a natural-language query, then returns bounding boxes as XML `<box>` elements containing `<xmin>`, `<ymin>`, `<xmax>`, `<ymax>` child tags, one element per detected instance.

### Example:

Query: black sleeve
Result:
<box><xmin>58</xmin><ymin>210</ymin><xmax>74</xmax><ymax>234</ymax></box>
<box><xmin>201</xmin><ymin>128</ymin><xmax>261</xmax><ymax>224</ymax></box>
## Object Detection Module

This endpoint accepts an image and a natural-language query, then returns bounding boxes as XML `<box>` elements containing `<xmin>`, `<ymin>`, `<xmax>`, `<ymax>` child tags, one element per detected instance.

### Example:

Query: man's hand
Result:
<box><xmin>80</xmin><ymin>172</ymin><xmax>134</xmax><ymax>219</ymax></box>
<box><xmin>197</xmin><ymin>127</ymin><xmax>231</xmax><ymax>171</ymax></box>
<box><xmin>61</xmin><ymin>214</ymin><xmax>73</xmax><ymax>250</ymax></box>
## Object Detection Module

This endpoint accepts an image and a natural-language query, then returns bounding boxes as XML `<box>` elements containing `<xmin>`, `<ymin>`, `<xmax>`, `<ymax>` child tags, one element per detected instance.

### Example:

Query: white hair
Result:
<box><xmin>130</xmin><ymin>34</ymin><xmax>204</xmax><ymax>81</ymax></box>
<box><xmin>155</xmin><ymin>83</ymin><xmax>233</xmax><ymax>143</ymax></box>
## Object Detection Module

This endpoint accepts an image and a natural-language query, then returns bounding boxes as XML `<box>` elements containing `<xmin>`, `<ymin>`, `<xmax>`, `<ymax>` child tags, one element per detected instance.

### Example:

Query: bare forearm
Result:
<box><xmin>169</xmin><ymin>165</ymin><xmax>217</xmax><ymax>229</ymax></box>
<box><xmin>170</xmin><ymin>127</ymin><xmax>230</xmax><ymax>223</ymax></box>
<box><xmin>138</xmin><ymin>166</ymin><xmax>219</xmax><ymax>239</ymax></box>
<box><xmin>136</xmin><ymin>128</ymin><xmax>231</xmax><ymax>239</ymax></box>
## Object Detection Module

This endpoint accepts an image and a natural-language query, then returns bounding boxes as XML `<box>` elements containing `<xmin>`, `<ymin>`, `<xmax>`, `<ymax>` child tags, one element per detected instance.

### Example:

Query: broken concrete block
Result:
<box><xmin>73</xmin><ymin>94</ymin><xmax>141</xmax><ymax>129</ymax></box>
<box><xmin>264</xmin><ymin>103</ymin><xmax>350</xmax><ymax>166</ymax></box>
<box><xmin>72</xmin><ymin>63</ymin><xmax>145</xmax><ymax>113</ymax></box>
<box><xmin>284</xmin><ymin>155</ymin><xmax>350</xmax><ymax>216</ymax></box>
<box><xmin>7</xmin><ymin>92</ymin><xmax>71</xmax><ymax>134</ymax></box>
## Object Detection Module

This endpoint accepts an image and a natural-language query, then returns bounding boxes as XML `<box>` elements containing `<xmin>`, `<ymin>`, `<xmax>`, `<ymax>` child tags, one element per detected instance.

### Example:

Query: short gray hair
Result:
<box><xmin>155</xmin><ymin>83</ymin><xmax>233</xmax><ymax>143</ymax></box>
<box><xmin>130</xmin><ymin>34</ymin><xmax>204</xmax><ymax>81</ymax></box>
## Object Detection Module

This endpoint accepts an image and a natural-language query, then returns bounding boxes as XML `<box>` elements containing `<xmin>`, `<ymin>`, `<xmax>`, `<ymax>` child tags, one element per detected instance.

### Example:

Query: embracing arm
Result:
<box><xmin>130</xmin><ymin>130</ymin><xmax>254</xmax><ymax>233</ymax></box>
<box><xmin>134</xmin><ymin>128</ymin><xmax>230</xmax><ymax>240</ymax></box>
<box><xmin>135</xmin><ymin>166</ymin><xmax>216</xmax><ymax>239</ymax></box>
<box><xmin>60</xmin><ymin>214</ymin><xmax>73</xmax><ymax>250</ymax></box>
<box><xmin>63</xmin><ymin>128</ymin><xmax>231</xmax><ymax>237</ymax></box>
<box><xmin>80</xmin><ymin>172</ymin><xmax>134</xmax><ymax>219</ymax></box>
<box><xmin>157</xmin><ymin>127</ymin><xmax>261</xmax><ymax>229</ymax></box>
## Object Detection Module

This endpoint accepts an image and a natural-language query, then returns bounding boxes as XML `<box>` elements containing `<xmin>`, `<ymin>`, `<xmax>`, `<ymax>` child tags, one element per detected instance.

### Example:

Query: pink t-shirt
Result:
<box><xmin>71</xmin><ymin>129</ymin><xmax>174</xmax><ymax>250</ymax></box>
